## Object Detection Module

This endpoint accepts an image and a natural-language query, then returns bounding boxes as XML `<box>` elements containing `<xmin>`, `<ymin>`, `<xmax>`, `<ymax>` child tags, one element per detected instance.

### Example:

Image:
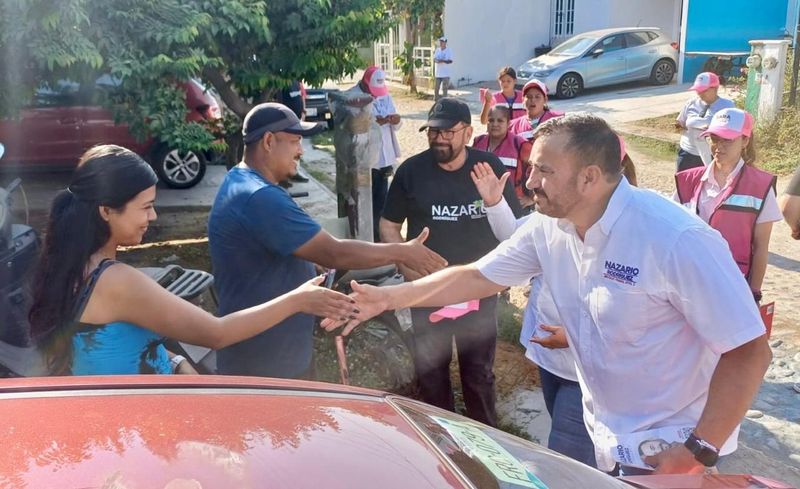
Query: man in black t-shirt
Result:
<box><xmin>380</xmin><ymin>98</ymin><xmax>523</xmax><ymax>426</ymax></box>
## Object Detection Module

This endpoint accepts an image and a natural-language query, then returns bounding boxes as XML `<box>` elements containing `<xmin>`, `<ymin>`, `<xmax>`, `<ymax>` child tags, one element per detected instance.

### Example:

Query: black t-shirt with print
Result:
<box><xmin>383</xmin><ymin>147</ymin><xmax>523</xmax><ymax>265</ymax></box>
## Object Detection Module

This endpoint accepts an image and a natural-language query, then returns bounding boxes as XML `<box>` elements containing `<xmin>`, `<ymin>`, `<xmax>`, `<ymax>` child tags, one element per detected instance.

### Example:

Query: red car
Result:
<box><xmin>0</xmin><ymin>376</ymin><xmax>791</xmax><ymax>489</ymax></box>
<box><xmin>0</xmin><ymin>77</ymin><xmax>220</xmax><ymax>189</ymax></box>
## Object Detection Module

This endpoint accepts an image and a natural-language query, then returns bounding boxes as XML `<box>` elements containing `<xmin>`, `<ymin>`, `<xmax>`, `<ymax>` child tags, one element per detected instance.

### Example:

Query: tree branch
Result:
<box><xmin>202</xmin><ymin>65</ymin><xmax>252</xmax><ymax>119</ymax></box>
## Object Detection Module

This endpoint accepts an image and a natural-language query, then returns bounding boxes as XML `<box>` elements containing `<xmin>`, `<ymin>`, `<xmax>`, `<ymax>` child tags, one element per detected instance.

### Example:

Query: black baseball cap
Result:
<box><xmin>242</xmin><ymin>102</ymin><xmax>325</xmax><ymax>144</ymax></box>
<box><xmin>419</xmin><ymin>98</ymin><xmax>472</xmax><ymax>132</ymax></box>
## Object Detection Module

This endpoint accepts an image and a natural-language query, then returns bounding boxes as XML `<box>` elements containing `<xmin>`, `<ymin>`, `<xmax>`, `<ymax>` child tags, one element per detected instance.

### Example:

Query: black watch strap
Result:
<box><xmin>684</xmin><ymin>432</ymin><xmax>719</xmax><ymax>467</ymax></box>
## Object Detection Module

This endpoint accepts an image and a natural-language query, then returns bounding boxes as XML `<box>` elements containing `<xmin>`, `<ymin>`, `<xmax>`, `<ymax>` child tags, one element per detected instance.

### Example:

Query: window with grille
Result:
<box><xmin>552</xmin><ymin>0</ymin><xmax>575</xmax><ymax>37</ymax></box>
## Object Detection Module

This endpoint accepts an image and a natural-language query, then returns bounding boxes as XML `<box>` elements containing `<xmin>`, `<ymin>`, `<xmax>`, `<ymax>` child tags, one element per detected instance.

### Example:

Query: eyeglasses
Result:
<box><xmin>426</xmin><ymin>126</ymin><xmax>468</xmax><ymax>141</ymax></box>
<box><xmin>705</xmin><ymin>134</ymin><xmax>740</xmax><ymax>145</ymax></box>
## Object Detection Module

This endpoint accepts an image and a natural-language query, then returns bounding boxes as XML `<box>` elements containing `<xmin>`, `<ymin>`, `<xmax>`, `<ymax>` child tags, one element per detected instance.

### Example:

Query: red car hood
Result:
<box><xmin>0</xmin><ymin>376</ymin><xmax>466</xmax><ymax>489</ymax></box>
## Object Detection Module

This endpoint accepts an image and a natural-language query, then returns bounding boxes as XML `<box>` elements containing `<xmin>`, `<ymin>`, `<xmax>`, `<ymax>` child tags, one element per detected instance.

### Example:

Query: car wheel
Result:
<box><xmin>650</xmin><ymin>59</ymin><xmax>676</xmax><ymax>85</ymax></box>
<box><xmin>556</xmin><ymin>73</ymin><xmax>583</xmax><ymax>99</ymax></box>
<box><xmin>152</xmin><ymin>145</ymin><xmax>207</xmax><ymax>189</ymax></box>
<box><xmin>314</xmin><ymin>316</ymin><xmax>416</xmax><ymax>395</ymax></box>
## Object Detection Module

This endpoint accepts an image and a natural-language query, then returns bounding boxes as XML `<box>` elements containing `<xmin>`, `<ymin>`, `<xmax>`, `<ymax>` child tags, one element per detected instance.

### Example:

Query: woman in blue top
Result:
<box><xmin>29</xmin><ymin>145</ymin><xmax>357</xmax><ymax>376</ymax></box>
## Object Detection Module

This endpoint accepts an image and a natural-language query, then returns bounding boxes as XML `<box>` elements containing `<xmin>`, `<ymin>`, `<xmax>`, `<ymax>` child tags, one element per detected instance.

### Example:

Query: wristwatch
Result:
<box><xmin>170</xmin><ymin>354</ymin><xmax>187</xmax><ymax>372</ymax></box>
<box><xmin>684</xmin><ymin>432</ymin><xmax>719</xmax><ymax>467</ymax></box>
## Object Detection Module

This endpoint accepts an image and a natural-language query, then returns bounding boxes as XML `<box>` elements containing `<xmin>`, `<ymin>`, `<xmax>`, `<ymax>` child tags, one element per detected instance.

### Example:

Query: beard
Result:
<box><xmin>431</xmin><ymin>143</ymin><xmax>457</xmax><ymax>163</ymax></box>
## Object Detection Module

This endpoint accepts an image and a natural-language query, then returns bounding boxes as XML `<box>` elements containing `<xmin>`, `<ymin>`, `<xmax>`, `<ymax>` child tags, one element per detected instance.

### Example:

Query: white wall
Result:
<box><xmin>604</xmin><ymin>0</ymin><xmax>681</xmax><ymax>40</ymax></box>
<box><xmin>443</xmin><ymin>0</ymin><xmax>551</xmax><ymax>85</ymax></box>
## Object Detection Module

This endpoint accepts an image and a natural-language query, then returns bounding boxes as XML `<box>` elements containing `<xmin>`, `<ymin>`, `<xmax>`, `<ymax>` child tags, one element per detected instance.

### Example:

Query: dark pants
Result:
<box><xmin>372</xmin><ymin>167</ymin><xmax>392</xmax><ymax>242</ymax></box>
<box><xmin>539</xmin><ymin>367</ymin><xmax>597</xmax><ymax>467</ymax></box>
<box><xmin>412</xmin><ymin>296</ymin><xmax>498</xmax><ymax>427</ymax></box>
<box><xmin>676</xmin><ymin>148</ymin><xmax>704</xmax><ymax>172</ymax></box>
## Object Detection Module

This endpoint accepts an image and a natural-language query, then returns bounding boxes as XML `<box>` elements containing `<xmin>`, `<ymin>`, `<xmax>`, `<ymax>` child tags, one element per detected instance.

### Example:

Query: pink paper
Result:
<box><xmin>429</xmin><ymin>300</ymin><xmax>481</xmax><ymax>323</ymax></box>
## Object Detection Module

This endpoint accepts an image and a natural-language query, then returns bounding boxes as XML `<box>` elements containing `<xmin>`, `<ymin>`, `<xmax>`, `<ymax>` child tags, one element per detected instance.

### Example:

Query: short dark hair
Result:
<box><xmin>487</xmin><ymin>105</ymin><xmax>511</xmax><ymax>121</ymax></box>
<box><xmin>534</xmin><ymin>113</ymin><xmax>622</xmax><ymax>180</ymax></box>
<box><xmin>498</xmin><ymin>66</ymin><xmax>517</xmax><ymax>80</ymax></box>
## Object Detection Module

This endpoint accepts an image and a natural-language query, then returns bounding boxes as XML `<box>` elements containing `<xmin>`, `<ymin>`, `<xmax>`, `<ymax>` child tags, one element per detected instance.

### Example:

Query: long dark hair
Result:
<box><xmin>29</xmin><ymin>145</ymin><xmax>157</xmax><ymax>372</ymax></box>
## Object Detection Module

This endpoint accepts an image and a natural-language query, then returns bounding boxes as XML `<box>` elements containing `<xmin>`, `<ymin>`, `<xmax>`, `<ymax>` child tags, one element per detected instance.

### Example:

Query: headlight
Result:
<box><xmin>533</xmin><ymin>70</ymin><xmax>553</xmax><ymax>78</ymax></box>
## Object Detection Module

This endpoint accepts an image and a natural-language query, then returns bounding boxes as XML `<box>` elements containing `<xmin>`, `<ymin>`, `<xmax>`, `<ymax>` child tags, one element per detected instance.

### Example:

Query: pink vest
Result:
<box><xmin>508</xmin><ymin>110</ymin><xmax>564</xmax><ymax>141</ymax></box>
<box><xmin>675</xmin><ymin>165</ymin><xmax>777</xmax><ymax>279</ymax></box>
<box><xmin>491</xmin><ymin>90</ymin><xmax>526</xmax><ymax>120</ymax></box>
<box><xmin>472</xmin><ymin>133</ymin><xmax>530</xmax><ymax>200</ymax></box>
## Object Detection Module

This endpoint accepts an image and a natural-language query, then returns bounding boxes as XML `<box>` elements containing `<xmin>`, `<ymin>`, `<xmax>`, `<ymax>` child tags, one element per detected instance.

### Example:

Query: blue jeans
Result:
<box><xmin>539</xmin><ymin>366</ymin><xmax>596</xmax><ymax>467</ymax></box>
<box><xmin>676</xmin><ymin>148</ymin><xmax>704</xmax><ymax>172</ymax></box>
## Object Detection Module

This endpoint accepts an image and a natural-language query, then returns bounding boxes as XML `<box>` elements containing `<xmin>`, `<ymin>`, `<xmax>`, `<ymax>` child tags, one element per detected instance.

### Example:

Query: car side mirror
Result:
<box><xmin>591</xmin><ymin>48</ymin><xmax>604</xmax><ymax>58</ymax></box>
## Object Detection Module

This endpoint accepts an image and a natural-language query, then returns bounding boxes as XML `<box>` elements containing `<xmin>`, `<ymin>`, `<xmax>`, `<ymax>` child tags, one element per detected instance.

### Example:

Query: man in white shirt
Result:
<box><xmin>325</xmin><ymin>113</ymin><xmax>772</xmax><ymax>475</ymax></box>
<box><xmin>433</xmin><ymin>36</ymin><xmax>453</xmax><ymax>101</ymax></box>
<box><xmin>675</xmin><ymin>72</ymin><xmax>735</xmax><ymax>171</ymax></box>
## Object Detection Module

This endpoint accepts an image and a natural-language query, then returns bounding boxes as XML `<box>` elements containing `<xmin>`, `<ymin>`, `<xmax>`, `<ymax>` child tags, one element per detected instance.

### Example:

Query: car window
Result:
<box><xmin>549</xmin><ymin>36</ymin><xmax>597</xmax><ymax>56</ymax></box>
<box><xmin>597</xmin><ymin>35</ymin><xmax>625</xmax><ymax>53</ymax></box>
<box><xmin>392</xmin><ymin>398</ymin><xmax>629</xmax><ymax>489</ymax></box>
<box><xmin>646</xmin><ymin>31</ymin><xmax>660</xmax><ymax>42</ymax></box>
<box><xmin>32</xmin><ymin>80</ymin><xmax>81</xmax><ymax>108</ymax></box>
<box><xmin>625</xmin><ymin>32</ymin><xmax>651</xmax><ymax>48</ymax></box>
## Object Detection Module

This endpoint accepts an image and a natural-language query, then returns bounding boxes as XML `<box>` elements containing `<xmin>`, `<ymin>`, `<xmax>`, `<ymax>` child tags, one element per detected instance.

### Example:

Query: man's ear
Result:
<box><xmin>261</xmin><ymin>132</ymin><xmax>274</xmax><ymax>152</ymax></box>
<box><xmin>465</xmin><ymin>125</ymin><xmax>474</xmax><ymax>141</ymax></box>
<box><xmin>580</xmin><ymin>165</ymin><xmax>604</xmax><ymax>189</ymax></box>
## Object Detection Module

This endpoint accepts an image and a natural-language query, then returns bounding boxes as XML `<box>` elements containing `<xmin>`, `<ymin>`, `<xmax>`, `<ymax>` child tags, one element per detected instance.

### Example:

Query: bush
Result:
<box><xmin>756</xmin><ymin>106</ymin><xmax>800</xmax><ymax>175</ymax></box>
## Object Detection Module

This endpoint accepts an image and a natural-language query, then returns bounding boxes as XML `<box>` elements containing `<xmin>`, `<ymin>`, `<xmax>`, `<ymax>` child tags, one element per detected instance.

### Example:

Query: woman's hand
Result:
<box><xmin>470</xmin><ymin>162</ymin><xmax>509</xmax><ymax>207</ymax></box>
<box><xmin>320</xmin><ymin>281</ymin><xmax>390</xmax><ymax>336</ymax></box>
<box><xmin>483</xmin><ymin>89</ymin><xmax>493</xmax><ymax>104</ymax></box>
<box><xmin>294</xmin><ymin>276</ymin><xmax>359</xmax><ymax>320</ymax></box>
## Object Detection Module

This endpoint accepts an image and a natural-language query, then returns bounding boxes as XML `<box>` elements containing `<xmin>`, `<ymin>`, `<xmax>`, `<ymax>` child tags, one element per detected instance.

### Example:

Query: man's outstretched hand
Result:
<box><xmin>399</xmin><ymin>227</ymin><xmax>447</xmax><ymax>280</ymax></box>
<box><xmin>320</xmin><ymin>281</ymin><xmax>391</xmax><ymax>336</ymax></box>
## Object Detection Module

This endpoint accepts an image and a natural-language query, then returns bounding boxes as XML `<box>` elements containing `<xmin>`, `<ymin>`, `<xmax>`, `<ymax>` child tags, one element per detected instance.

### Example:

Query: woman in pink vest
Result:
<box><xmin>479</xmin><ymin>66</ymin><xmax>526</xmax><ymax>125</ymax></box>
<box><xmin>472</xmin><ymin>105</ymin><xmax>533</xmax><ymax>209</ymax></box>
<box><xmin>674</xmin><ymin>108</ymin><xmax>781</xmax><ymax>304</ymax></box>
<box><xmin>508</xmin><ymin>79</ymin><xmax>563</xmax><ymax>141</ymax></box>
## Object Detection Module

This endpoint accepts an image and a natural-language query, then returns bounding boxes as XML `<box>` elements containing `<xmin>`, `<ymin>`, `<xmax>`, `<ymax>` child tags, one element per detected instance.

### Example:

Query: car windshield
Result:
<box><xmin>392</xmin><ymin>398</ymin><xmax>628</xmax><ymax>489</ymax></box>
<box><xmin>548</xmin><ymin>36</ymin><xmax>597</xmax><ymax>56</ymax></box>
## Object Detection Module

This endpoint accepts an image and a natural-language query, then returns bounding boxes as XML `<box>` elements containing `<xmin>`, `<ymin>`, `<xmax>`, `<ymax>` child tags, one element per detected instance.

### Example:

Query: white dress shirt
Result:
<box><xmin>485</xmin><ymin>201</ymin><xmax>579</xmax><ymax>381</ymax></box>
<box><xmin>476</xmin><ymin>177</ymin><xmax>765</xmax><ymax>470</ymax></box>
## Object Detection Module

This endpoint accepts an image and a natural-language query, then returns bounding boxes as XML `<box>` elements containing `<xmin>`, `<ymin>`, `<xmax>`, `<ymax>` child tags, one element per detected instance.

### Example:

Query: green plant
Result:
<box><xmin>496</xmin><ymin>294</ymin><xmax>524</xmax><ymax>346</ymax></box>
<box><xmin>394</xmin><ymin>41</ymin><xmax>423</xmax><ymax>86</ymax></box>
<box><xmin>756</xmin><ymin>105</ymin><xmax>800</xmax><ymax>175</ymax></box>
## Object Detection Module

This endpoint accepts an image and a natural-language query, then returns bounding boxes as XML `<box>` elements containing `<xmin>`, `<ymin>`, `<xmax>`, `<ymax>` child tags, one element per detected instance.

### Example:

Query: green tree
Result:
<box><xmin>0</xmin><ymin>0</ymin><xmax>393</xmax><ymax>163</ymax></box>
<box><xmin>388</xmin><ymin>0</ymin><xmax>443</xmax><ymax>93</ymax></box>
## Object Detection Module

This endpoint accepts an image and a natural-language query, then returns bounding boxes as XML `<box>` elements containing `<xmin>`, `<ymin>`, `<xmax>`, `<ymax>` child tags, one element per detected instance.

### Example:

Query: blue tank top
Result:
<box><xmin>69</xmin><ymin>260</ymin><xmax>172</xmax><ymax>375</ymax></box>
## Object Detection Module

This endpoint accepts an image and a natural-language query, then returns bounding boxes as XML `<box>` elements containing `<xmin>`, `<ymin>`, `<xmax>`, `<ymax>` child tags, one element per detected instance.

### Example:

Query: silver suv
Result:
<box><xmin>517</xmin><ymin>27</ymin><xmax>679</xmax><ymax>98</ymax></box>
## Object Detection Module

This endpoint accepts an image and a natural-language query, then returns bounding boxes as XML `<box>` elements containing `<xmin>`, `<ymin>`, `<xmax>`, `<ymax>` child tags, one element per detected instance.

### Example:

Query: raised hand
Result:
<box><xmin>470</xmin><ymin>161</ymin><xmax>509</xmax><ymax>207</ymax></box>
<box><xmin>399</xmin><ymin>227</ymin><xmax>448</xmax><ymax>278</ymax></box>
<box><xmin>530</xmin><ymin>324</ymin><xmax>569</xmax><ymax>349</ymax></box>
<box><xmin>483</xmin><ymin>89</ymin><xmax>493</xmax><ymax>104</ymax></box>
<box><xmin>294</xmin><ymin>275</ymin><xmax>359</xmax><ymax>320</ymax></box>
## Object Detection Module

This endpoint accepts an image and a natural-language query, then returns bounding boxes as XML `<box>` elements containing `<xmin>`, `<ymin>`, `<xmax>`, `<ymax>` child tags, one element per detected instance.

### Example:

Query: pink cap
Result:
<box><xmin>689</xmin><ymin>72</ymin><xmax>720</xmax><ymax>92</ymax></box>
<box><xmin>522</xmin><ymin>79</ymin><xmax>548</xmax><ymax>102</ymax></box>
<box><xmin>700</xmin><ymin>108</ymin><xmax>754</xmax><ymax>140</ymax></box>
<box><xmin>618</xmin><ymin>135</ymin><xmax>627</xmax><ymax>163</ymax></box>
<box><xmin>362</xmin><ymin>66</ymin><xmax>389</xmax><ymax>97</ymax></box>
